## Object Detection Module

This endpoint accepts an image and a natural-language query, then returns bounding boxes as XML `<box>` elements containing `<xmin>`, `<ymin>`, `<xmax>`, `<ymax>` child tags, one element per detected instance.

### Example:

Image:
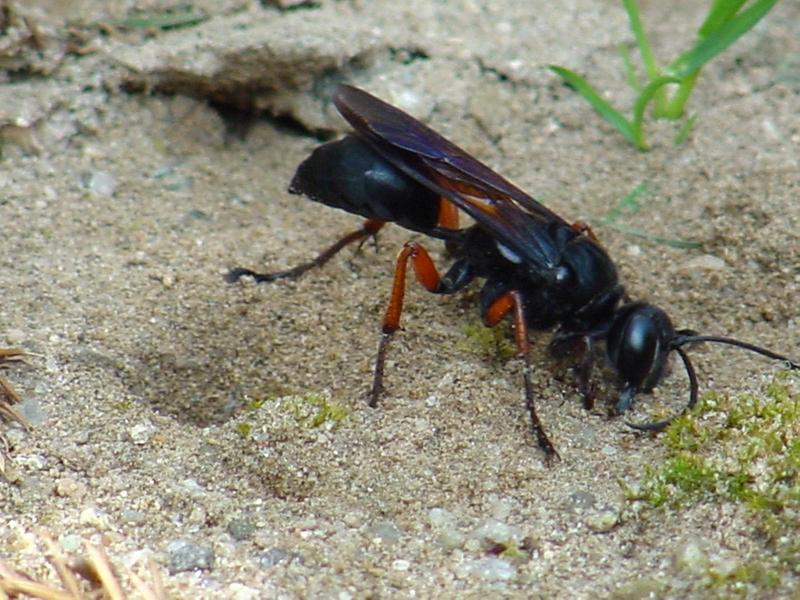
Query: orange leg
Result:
<box><xmin>227</xmin><ymin>219</ymin><xmax>385</xmax><ymax>283</ymax></box>
<box><xmin>571</xmin><ymin>220</ymin><xmax>599</xmax><ymax>242</ymax></box>
<box><xmin>437</xmin><ymin>198</ymin><xmax>460</xmax><ymax>230</ymax></box>
<box><xmin>484</xmin><ymin>291</ymin><xmax>559</xmax><ymax>462</ymax></box>
<box><xmin>369</xmin><ymin>242</ymin><xmax>443</xmax><ymax>407</ymax></box>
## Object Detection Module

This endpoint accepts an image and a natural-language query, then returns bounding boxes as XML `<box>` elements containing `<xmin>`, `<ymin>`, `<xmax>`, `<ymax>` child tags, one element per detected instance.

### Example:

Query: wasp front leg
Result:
<box><xmin>370</xmin><ymin>242</ymin><xmax>475</xmax><ymax>407</ymax></box>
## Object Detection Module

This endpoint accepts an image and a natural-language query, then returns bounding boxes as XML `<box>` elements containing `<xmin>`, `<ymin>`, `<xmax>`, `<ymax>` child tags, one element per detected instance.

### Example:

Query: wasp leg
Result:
<box><xmin>226</xmin><ymin>219</ymin><xmax>385</xmax><ymax>283</ymax></box>
<box><xmin>575</xmin><ymin>336</ymin><xmax>596</xmax><ymax>410</ymax></box>
<box><xmin>570</xmin><ymin>220</ymin><xmax>599</xmax><ymax>242</ymax></box>
<box><xmin>484</xmin><ymin>291</ymin><xmax>559</xmax><ymax>463</ymax></box>
<box><xmin>549</xmin><ymin>332</ymin><xmax>596</xmax><ymax>410</ymax></box>
<box><xmin>437</xmin><ymin>198</ymin><xmax>460</xmax><ymax>230</ymax></box>
<box><xmin>369</xmin><ymin>242</ymin><xmax>475</xmax><ymax>407</ymax></box>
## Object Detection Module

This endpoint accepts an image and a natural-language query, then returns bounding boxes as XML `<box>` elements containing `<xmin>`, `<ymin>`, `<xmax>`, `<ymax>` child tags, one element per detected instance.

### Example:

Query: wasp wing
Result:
<box><xmin>334</xmin><ymin>84</ymin><xmax>570</xmax><ymax>270</ymax></box>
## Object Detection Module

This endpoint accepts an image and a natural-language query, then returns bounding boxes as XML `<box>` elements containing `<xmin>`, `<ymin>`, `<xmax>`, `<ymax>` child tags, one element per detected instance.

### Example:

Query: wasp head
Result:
<box><xmin>605</xmin><ymin>303</ymin><xmax>676</xmax><ymax>415</ymax></box>
<box><xmin>605</xmin><ymin>301</ymin><xmax>799</xmax><ymax>431</ymax></box>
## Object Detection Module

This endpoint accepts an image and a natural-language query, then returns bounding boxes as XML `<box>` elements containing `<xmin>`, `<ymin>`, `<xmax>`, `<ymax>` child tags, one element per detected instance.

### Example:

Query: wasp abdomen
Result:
<box><xmin>289</xmin><ymin>136</ymin><xmax>441</xmax><ymax>233</ymax></box>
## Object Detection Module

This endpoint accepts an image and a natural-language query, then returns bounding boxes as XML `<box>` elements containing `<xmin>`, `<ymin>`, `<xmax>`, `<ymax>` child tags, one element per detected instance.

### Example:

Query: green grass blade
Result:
<box><xmin>698</xmin><ymin>0</ymin><xmax>748</xmax><ymax>38</ymax></box>
<box><xmin>117</xmin><ymin>9</ymin><xmax>208</xmax><ymax>30</ymax></box>
<box><xmin>619</xmin><ymin>44</ymin><xmax>642</xmax><ymax>92</ymax></box>
<box><xmin>596</xmin><ymin>182</ymin><xmax>701</xmax><ymax>249</ymax></box>
<box><xmin>549</xmin><ymin>65</ymin><xmax>637</xmax><ymax>146</ymax></box>
<box><xmin>622</xmin><ymin>0</ymin><xmax>660</xmax><ymax>81</ymax></box>
<box><xmin>597</xmin><ymin>221</ymin><xmax>702</xmax><ymax>249</ymax></box>
<box><xmin>669</xmin><ymin>0</ymin><xmax>779</xmax><ymax>78</ymax></box>
<box><xmin>631</xmin><ymin>75</ymin><xmax>681</xmax><ymax>140</ymax></box>
<box><xmin>600</xmin><ymin>181</ymin><xmax>650</xmax><ymax>225</ymax></box>
<box><xmin>674</xmin><ymin>113</ymin><xmax>698</xmax><ymax>145</ymax></box>
<box><xmin>664</xmin><ymin>70</ymin><xmax>699</xmax><ymax>118</ymax></box>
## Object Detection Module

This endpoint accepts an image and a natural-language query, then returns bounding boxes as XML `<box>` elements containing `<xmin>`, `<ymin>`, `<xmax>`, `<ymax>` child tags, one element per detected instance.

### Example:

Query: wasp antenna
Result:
<box><xmin>626</xmin><ymin>346</ymin><xmax>699</xmax><ymax>432</ymax></box>
<box><xmin>673</xmin><ymin>334</ymin><xmax>800</xmax><ymax>370</ymax></box>
<box><xmin>630</xmin><ymin>335</ymin><xmax>799</xmax><ymax>433</ymax></box>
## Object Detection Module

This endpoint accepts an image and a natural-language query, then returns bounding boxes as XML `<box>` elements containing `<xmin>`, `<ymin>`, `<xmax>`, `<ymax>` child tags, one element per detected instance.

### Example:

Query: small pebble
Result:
<box><xmin>456</xmin><ymin>557</ymin><xmax>515</xmax><ymax>581</ymax></box>
<box><xmin>681</xmin><ymin>254</ymin><xmax>726</xmax><ymax>272</ymax></box>
<box><xmin>488</xmin><ymin>496</ymin><xmax>511</xmax><ymax>520</ymax></box>
<box><xmin>600</xmin><ymin>444</ymin><xmax>617</xmax><ymax>457</ymax></box>
<box><xmin>438</xmin><ymin>528</ymin><xmax>466</xmax><ymax>550</ymax></box>
<box><xmin>585</xmin><ymin>507</ymin><xmax>619</xmax><ymax>533</ymax></box>
<box><xmin>18</xmin><ymin>399</ymin><xmax>45</xmax><ymax>427</ymax></box>
<box><xmin>59</xmin><ymin>533</ymin><xmax>83</xmax><ymax>553</ymax></box>
<box><xmin>17</xmin><ymin>454</ymin><xmax>47</xmax><ymax>470</ymax></box>
<box><xmin>712</xmin><ymin>556</ymin><xmax>739</xmax><ymax>579</ymax></box>
<box><xmin>464</xmin><ymin>538</ymin><xmax>481</xmax><ymax>553</ymax></box>
<box><xmin>392</xmin><ymin>559</ymin><xmax>411</xmax><ymax>571</ymax></box>
<box><xmin>166</xmin><ymin>539</ymin><xmax>215</xmax><ymax>574</ymax></box>
<box><xmin>84</xmin><ymin>170</ymin><xmax>117</xmax><ymax>197</ymax></box>
<box><xmin>226</xmin><ymin>583</ymin><xmax>261</xmax><ymax>600</ymax></box>
<box><xmin>54</xmin><ymin>477</ymin><xmax>87</xmax><ymax>498</ymax></box>
<box><xmin>672</xmin><ymin>537</ymin><xmax>708</xmax><ymax>574</ymax></box>
<box><xmin>79</xmin><ymin>506</ymin><xmax>111</xmax><ymax>530</ymax></box>
<box><xmin>258</xmin><ymin>547</ymin><xmax>303</xmax><ymax>567</ymax></box>
<box><xmin>4</xmin><ymin>329</ymin><xmax>25</xmax><ymax>345</ymax></box>
<box><xmin>227</xmin><ymin>517</ymin><xmax>256</xmax><ymax>541</ymax></box>
<box><xmin>473</xmin><ymin>519</ymin><xmax>521</xmax><ymax>544</ymax></box>
<box><xmin>177</xmin><ymin>478</ymin><xmax>207</xmax><ymax>499</ymax></box>
<box><xmin>611</xmin><ymin>578</ymin><xmax>666</xmax><ymax>599</ymax></box>
<box><xmin>128</xmin><ymin>421</ymin><xmax>156</xmax><ymax>445</ymax></box>
<box><xmin>367</xmin><ymin>520</ymin><xmax>402</xmax><ymax>545</ymax></box>
<box><xmin>428</xmin><ymin>508</ymin><xmax>456</xmax><ymax>529</ymax></box>
<box><xmin>122</xmin><ymin>509</ymin><xmax>146</xmax><ymax>524</ymax></box>
<box><xmin>565</xmin><ymin>490</ymin><xmax>597</xmax><ymax>513</ymax></box>
<box><xmin>188</xmin><ymin>506</ymin><xmax>207</xmax><ymax>525</ymax></box>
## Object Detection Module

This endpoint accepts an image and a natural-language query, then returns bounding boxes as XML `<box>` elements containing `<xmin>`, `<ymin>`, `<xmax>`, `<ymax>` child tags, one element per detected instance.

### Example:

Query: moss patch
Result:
<box><xmin>626</xmin><ymin>371</ymin><xmax>800</xmax><ymax>594</ymax></box>
<box><xmin>280</xmin><ymin>393</ymin><xmax>349</xmax><ymax>429</ymax></box>
<box><xmin>458</xmin><ymin>320</ymin><xmax>516</xmax><ymax>362</ymax></box>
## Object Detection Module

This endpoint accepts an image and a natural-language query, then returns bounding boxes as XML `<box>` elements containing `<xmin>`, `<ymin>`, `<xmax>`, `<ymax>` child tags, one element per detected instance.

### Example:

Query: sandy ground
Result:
<box><xmin>1</xmin><ymin>1</ymin><xmax>799</xmax><ymax>598</ymax></box>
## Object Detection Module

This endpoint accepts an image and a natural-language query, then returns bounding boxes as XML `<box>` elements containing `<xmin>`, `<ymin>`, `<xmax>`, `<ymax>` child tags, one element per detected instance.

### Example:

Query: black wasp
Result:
<box><xmin>228</xmin><ymin>84</ymin><xmax>798</xmax><ymax>462</ymax></box>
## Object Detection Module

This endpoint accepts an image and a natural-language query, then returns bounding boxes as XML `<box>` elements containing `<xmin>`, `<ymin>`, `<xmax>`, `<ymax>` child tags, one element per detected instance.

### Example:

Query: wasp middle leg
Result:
<box><xmin>484</xmin><ymin>291</ymin><xmax>559</xmax><ymax>462</ymax></box>
<box><xmin>370</xmin><ymin>241</ymin><xmax>475</xmax><ymax>407</ymax></box>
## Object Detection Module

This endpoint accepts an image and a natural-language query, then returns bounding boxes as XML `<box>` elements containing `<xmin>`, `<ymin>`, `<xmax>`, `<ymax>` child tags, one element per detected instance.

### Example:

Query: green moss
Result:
<box><xmin>492</xmin><ymin>539</ymin><xmax>528</xmax><ymax>560</ymax></box>
<box><xmin>112</xmin><ymin>400</ymin><xmax>133</xmax><ymax>411</ymax></box>
<box><xmin>638</xmin><ymin>454</ymin><xmax>716</xmax><ymax>507</ymax></box>
<box><xmin>281</xmin><ymin>393</ymin><xmax>349</xmax><ymax>429</ymax></box>
<box><xmin>718</xmin><ymin>561</ymin><xmax>782</xmax><ymax>591</ymax></box>
<box><xmin>629</xmin><ymin>371</ymin><xmax>800</xmax><ymax>594</ymax></box>
<box><xmin>245</xmin><ymin>397</ymin><xmax>266</xmax><ymax>411</ymax></box>
<box><xmin>459</xmin><ymin>320</ymin><xmax>516</xmax><ymax>361</ymax></box>
<box><xmin>235</xmin><ymin>422</ymin><xmax>253</xmax><ymax>439</ymax></box>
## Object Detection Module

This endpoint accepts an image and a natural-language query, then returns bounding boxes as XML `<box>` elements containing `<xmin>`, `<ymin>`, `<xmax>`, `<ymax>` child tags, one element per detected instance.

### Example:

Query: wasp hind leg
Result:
<box><xmin>226</xmin><ymin>219</ymin><xmax>385</xmax><ymax>284</ymax></box>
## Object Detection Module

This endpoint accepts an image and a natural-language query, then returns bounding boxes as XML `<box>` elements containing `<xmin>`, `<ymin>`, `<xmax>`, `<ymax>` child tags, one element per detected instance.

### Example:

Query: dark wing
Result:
<box><xmin>334</xmin><ymin>84</ymin><xmax>571</xmax><ymax>270</ymax></box>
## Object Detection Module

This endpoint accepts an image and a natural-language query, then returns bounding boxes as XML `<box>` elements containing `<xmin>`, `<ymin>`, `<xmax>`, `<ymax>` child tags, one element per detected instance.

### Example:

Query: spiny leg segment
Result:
<box><xmin>484</xmin><ymin>291</ymin><xmax>559</xmax><ymax>462</ymax></box>
<box><xmin>369</xmin><ymin>241</ymin><xmax>474</xmax><ymax>407</ymax></box>
<box><xmin>226</xmin><ymin>219</ymin><xmax>385</xmax><ymax>283</ymax></box>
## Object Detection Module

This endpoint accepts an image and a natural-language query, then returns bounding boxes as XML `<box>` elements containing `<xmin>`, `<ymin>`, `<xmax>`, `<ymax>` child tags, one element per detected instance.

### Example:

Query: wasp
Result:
<box><xmin>228</xmin><ymin>84</ymin><xmax>798</xmax><ymax>461</ymax></box>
